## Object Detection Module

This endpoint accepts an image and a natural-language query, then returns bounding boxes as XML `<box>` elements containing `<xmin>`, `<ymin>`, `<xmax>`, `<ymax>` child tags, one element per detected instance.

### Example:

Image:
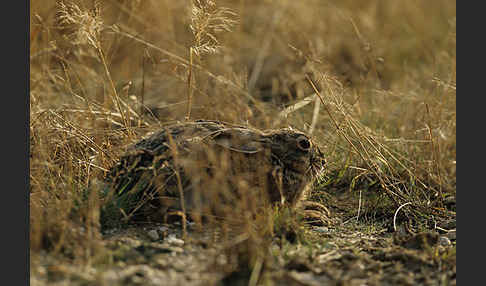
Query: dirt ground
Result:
<box><xmin>30</xmin><ymin>190</ymin><xmax>456</xmax><ymax>286</ymax></box>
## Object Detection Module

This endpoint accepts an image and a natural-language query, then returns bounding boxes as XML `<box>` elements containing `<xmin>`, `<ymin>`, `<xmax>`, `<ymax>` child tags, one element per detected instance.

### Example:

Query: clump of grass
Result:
<box><xmin>30</xmin><ymin>0</ymin><xmax>148</xmax><ymax>258</ymax></box>
<box><xmin>56</xmin><ymin>0</ymin><xmax>138</xmax><ymax>135</ymax></box>
<box><xmin>186</xmin><ymin>0</ymin><xmax>238</xmax><ymax>119</ymax></box>
<box><xmin>30</xmin><ymin>109</ymin><xmax>106</xmax><ymax>260</ymax></box>
<box><xmin>304</xmin><ymin>72</ymin><xmax>455</xmax><ymax>227</ymax></box>
<box><xmin>189</xmin><ymin>0</ymin><xmax>238</xmax><ymax>57</ymax></box>
<box><xmin>56</xmin><ymin>1</ymin><xmax>102</xmax><ymax>48</ymax></box>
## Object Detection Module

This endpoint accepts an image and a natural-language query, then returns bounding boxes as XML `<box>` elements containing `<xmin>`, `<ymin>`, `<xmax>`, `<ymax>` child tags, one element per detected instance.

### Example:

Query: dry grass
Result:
<box><xmin>30</xmin><ymin>0</ymin><xmax>456</xmax><ymax>280</ymax></box>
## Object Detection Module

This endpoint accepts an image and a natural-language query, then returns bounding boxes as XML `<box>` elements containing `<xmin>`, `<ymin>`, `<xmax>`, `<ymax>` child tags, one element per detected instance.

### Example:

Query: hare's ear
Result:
<box><xmin>211</xmin><ymin>129</ymin><xmax>263</xmax><ymax>153</ymax></box>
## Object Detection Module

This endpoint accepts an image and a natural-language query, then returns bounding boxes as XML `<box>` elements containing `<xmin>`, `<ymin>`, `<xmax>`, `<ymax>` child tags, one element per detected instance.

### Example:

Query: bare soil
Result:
<box><xmin>30</xmin><ymin>190</ymin><xmax>456</xmax><ymax>286</ymax></box>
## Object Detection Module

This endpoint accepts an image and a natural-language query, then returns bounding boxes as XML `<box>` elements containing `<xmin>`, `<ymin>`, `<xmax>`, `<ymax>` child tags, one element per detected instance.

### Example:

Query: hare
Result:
<box><xmin>103</xmin><ymin>120</ymin><xmax>329</xmax><ymax>226</ymax></box>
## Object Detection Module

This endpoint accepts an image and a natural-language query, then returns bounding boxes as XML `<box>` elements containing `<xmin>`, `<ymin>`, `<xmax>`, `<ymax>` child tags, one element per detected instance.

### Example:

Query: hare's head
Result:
<box><xmin>206</xmin><ymin>124</ymin><xmax>326</xmax><ymax>206</ymax></box>
<box><xmin>262</xmin><ymin>129</ymin><xmax>326</xmax><ymax>205</ymax></box>
<box><xmin>271</xmin><ymin>130</ymin><xmax>324</xmax><ymax>174</ymax></box>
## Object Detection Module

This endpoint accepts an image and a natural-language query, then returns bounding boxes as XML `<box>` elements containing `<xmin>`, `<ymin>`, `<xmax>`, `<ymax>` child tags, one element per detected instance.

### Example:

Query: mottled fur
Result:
<box><xmin>104</xmin><ymin>120</ymin><xmax>326</xmax><ymax>223</ymax></box>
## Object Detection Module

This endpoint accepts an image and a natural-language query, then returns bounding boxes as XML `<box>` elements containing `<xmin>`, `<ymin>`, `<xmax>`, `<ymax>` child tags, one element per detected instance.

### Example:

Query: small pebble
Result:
<box><xmin>446</xmin><ymin>230</ymin><xmax>456</xmax><ymax>240</ymax></box>
<box><xmin>313</xmin><ymin>226</ymin><xmax>330</xmax><ymax>234</ymax></box>
<box><xmin>166</xmin><ymin>234</ymin><xmax>185</xmax><ymax>246</ymax></box>
<box><xmin>147</xmin><ymin>230</ymin><xmax>159</xmax><ymax>241</ymax></box>
<box><xmin>439</xmin><ymin>236</ymin><xmax>451</xmax><ymax>246</ymax></box>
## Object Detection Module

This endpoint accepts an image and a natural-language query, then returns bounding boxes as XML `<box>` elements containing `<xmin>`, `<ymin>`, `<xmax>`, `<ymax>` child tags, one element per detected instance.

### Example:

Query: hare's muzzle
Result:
<box><xmin>309</xmin><ymin>147</ymin><xmax>326</xmax><ymax>176</ymax></box>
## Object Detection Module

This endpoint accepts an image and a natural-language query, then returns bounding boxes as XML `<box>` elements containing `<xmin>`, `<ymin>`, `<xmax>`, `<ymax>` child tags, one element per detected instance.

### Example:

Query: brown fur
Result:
<box><xmin>105</xmin><ymin>120</ymin><xmax>326</xmax><ymax>222</ymax></box>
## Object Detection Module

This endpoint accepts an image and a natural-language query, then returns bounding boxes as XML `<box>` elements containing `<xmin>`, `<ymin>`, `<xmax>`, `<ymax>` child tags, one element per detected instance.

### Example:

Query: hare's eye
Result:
<box><xmin>297</xmin><ymin>136</ymin><xmax>311</xmax><ymax>151</ymax></box>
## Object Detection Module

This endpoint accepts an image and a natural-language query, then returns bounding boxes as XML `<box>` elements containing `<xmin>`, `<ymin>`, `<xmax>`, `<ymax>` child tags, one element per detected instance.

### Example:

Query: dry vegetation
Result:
<box><xmin>30</xmin><ymin>0</ymin><xmax>456</xmax><ymax>285</ymax></box>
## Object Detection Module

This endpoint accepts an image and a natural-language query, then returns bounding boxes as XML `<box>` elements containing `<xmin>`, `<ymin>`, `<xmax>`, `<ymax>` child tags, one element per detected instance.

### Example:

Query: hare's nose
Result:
<box><xmin>315</xmin><ymin>146</ymin><xmax>326</xmax><ymax>165</ymax></box>
<box><xmin>312</xmin><ymin>156</ymin><xmax>326</xmax><ymax>167</ymax></box>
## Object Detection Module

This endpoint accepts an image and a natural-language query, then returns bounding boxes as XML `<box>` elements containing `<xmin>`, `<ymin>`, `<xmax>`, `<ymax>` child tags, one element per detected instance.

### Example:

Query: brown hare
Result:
<box><xmin>103</xmin><ymin>120</ymin><xmax>329</xmax><ymax>226</ymax></box>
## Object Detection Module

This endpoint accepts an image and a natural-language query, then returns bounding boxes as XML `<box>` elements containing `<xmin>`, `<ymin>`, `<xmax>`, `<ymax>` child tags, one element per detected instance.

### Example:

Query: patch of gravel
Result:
<box><xmin>31</xmin><ymin>216</ymin><xmax>456</xmax><ymax>286</ymax></box>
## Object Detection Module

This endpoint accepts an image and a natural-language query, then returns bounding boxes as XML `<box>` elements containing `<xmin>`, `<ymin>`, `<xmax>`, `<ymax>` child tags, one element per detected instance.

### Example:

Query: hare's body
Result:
<box><xmin>104</xmin><ymin>120</ymin><xmax>326</xmax><ymax>223</ymax></box>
